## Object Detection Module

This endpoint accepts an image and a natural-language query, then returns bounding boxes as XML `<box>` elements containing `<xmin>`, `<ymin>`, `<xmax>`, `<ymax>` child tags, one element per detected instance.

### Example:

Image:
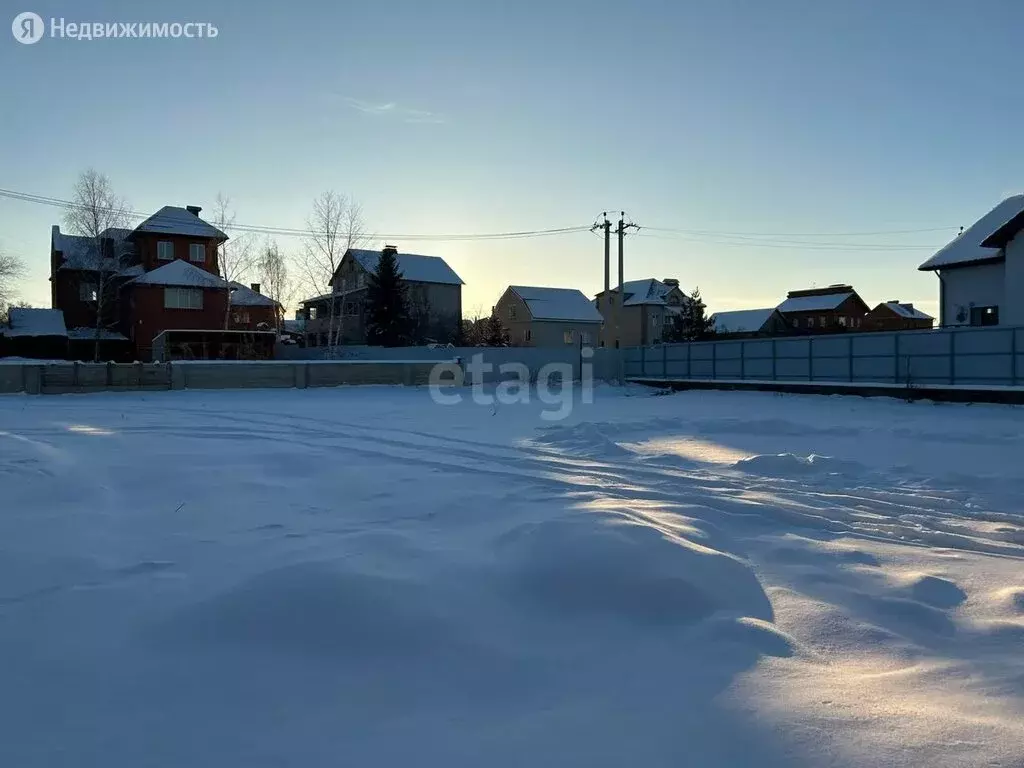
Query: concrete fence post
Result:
<box><xmin>848</xmin><ymin>336</ymin><xmax>854</xmax><ymax>382</ymax></box>
<box><xmin>807</xmin><ymin>339</ymin><xmax>813</xmax><ymax>382</ymax></box>
<box><xmin>686</xmin><ymin>343</ymin><xmax>692</xmax><ymax>379</ymax></box>
<box><xmin>711</xmin><ymin>343</ymin><xmax>717</xmax><ymax>379</ymax></box>
<box><xmin>24</xmin><ymin>365</ymin><xmax>43</xmax><ymax>395</ymax></box>
<box><xmin>771</xmin><ymin>339</ymin><xmax>777</xmax><ymax>381</ymax></box>
<box><xmin>740</xmin><ymin>340</ymin><xmax>746</xmax><ymax>380</ymax></box>
<box><xmin>640</xmin><ymin>345</ymin><xmax>646</xmax><ymax>377</ymax></box>
<box><xmin>662</xmin><ymin>343</ymin><xmax>667</xmax><ymax>379</ymax></box>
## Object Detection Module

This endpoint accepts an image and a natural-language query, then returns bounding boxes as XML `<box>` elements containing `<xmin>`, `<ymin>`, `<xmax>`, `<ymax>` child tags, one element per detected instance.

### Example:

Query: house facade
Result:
<box><xmin>300</xmin><ymin>246</ymin><xmax>463</xmax><ymax>346</ymax></box>
<box><xmin>229</xmin><ymin>282</ymin><xmax>280</xmax><ymax>331</ymax></box>
<box><xmin>918</xmin><ymin>195</ymin><xmax>1024</xmax><ymax>327</ymax></box>
<box><xmin>593</xmin><ymin>278</ymin><xmax>688</xmax><ymax>347</ymax></box>
<box><xmin>49</xmin><ymin>205</ymin><xmax>252</xmax><ymax>360</ymax></box>
<box><xmin>863</xmin><ymin>302</ymin><xmax>934</xmax><ymax>332</ymax></box>
<box><xmin>493</xmin><ymin>286</ymin><xmax>603</xmax><ymax>347</ymax></box>
<box><xmin>776</xmin><ymin>285</ymin><xmax>870</xmax><ymax>332</ymax></box>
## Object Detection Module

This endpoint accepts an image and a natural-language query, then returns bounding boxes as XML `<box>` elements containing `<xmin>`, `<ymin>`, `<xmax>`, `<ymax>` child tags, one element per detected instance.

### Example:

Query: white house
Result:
<box><xmin>918</xmin><ymin>195</ymin><xmax>1024</xmax><ymax>327</ymax></box>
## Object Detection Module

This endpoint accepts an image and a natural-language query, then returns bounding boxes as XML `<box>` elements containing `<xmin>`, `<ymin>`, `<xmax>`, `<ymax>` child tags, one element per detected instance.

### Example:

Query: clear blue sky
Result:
<box><xmin>3</xmin><ymin>0</ymin><xmax>1023</xmax><ymax>317</ymax></box>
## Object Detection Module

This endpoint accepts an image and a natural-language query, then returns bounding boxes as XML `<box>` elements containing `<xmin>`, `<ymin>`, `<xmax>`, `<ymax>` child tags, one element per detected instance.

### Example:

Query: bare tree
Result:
<box><xmin>209</xmin><ymin>193</ymin><xmax>255</xmax><ymax>329</ymax></box>
<box><xmin>0</xmin><ymin>252</ymin><xmax>26</xmax><ymax>324</ymax></box>
<box><xmin>256</xmin><ymin>238</ymin><xmax>294</xmax><ymax>329</ymax></box>
<box><xmin>300</xmin><ymin>191</ymin><xmax>366</xmax><ymax>350</ymax></box>
<box><xmin>64</xmin><ymin>169</ymin><xmax>131</xmax><ymax>361</ymax></box>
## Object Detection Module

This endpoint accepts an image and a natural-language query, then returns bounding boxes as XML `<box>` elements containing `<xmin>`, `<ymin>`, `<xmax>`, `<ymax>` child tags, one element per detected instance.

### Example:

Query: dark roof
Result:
<box><xmin>347</xmin><ymin>248</ymin><xmax>463</xmax><ymax>285</ymax></box>
<box><xmin>130</xmin><ymin>206</ymin><xmax>228</xmax><ymax>241</ymax></box>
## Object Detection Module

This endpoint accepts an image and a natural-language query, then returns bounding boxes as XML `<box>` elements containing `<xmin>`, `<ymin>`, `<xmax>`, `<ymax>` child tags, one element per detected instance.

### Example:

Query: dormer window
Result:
<box><xmin>157</xmin><ymin>241</ymin><xmax>173</xmax><ymax>260</ymax></box>
<box><xmin>189</xmin><ymin>243</ymin><xmax>205</xmax><ymax>262</ymax></box>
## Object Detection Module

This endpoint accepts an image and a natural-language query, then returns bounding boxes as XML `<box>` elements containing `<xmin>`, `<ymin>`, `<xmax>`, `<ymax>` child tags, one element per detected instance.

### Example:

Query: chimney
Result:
<box><xmin>662</xmin><ymin>278</ymin><xmax>679</xmax><ymax>287</ymax></box>
<box><xmin>186</xmin><ymin>205</ymin><xmax>202</xmax><ymax>217</ymax></box>
<box><xmin>382</xmin><ymin>244</ymin><xmax>398</xmax><ymax>256</ymax></box>
<box><xmin>250</xmin><ymin>283</ymin><xmax>261</xmax><ymax>294</ymax></box>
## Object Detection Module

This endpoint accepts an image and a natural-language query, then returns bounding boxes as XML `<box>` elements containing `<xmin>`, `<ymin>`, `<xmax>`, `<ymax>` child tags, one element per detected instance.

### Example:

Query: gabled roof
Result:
<box><xmin>878</xmin><ymin>302</ymin><xmax>933</xmax><ymax>320</ymax></box>
<box><xmin>229</xmin><ymin>281</ymin><xmax>278</xmax><ymax>307</ymax></box>
<box><xmin>918</xmin><ymin>195</ymin><xmax>1024</xmax><ymax>271</ymax></box>
<box><xmin>4</xmin><ymin>308</ymin><xmax>67</xmax><ymax>338</ymax></box>
<box><xmin>599</xmin><ymin>278</ymin><xmax>685</xmax><ymax>306</ymax></box>
<box><xmin>508</xmin><ymin>286</ymin><xmax>604</xmax><ymax>322</ymax></box>
<box><xmin>777</xmin><ymin>292</ymin><xmax>855</xmax><ymax>313</ymax></box>
<box><xmin>131</xmin><ymin>206</ymin><xmax>228</xmax><ymax>240</ymax></box>
<box><xmin>127</xmin><ymin>260</ymin><xmax>229</xmax><ymax>289</ymax></box>
<box><xmin>347</xmin><ymin>248</ymin><xmax>464</xmax><ymax>286</ymax></box>
<box><xmin>710</xmin><ymin>308</ymin><xmax>778</xmax><ymax>333</ymax></box>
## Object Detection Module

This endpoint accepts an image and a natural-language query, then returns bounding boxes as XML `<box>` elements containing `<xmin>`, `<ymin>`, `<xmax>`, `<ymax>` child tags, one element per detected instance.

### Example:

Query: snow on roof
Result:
<box><xmin>612</xmin><ymin>278</ymin><xmax>685</xmax><ymax>306</ymax></box>
<box><xmin>131</xmin><ymin>206</ymin><xmax>228</xmax><ymax>240</ymax></box>
<box><xmin>229</xmin><ymin>282</ymin><xmax>278</xmax><ymax>307</ymax></box>
<box><xmin>509</xmin><ymin>286</ymin><xmax>604</xmax><ymax>322</ymax></box>
<box><xmin>66</xmin><ymin>327</ymin><xmax>129</xmax><ymax>341</ymax></box>
<box><xmin>349</xmin><ymin>249</ymin><xmax>463</xmax><ymax>285</ymax></box>
<box><xmin>918</xmin><ymin>195</ymin><xmax>1024</xmax><ymax>271</ymax></box>
<box><xmin>5</xmin><ymin>308</ymin><xmax>67</xmax><ymax>337</ymax></box>
<box><xmin>128</xmin><ymin>260</ymin><xmax>229</xmax><ymax>289</ymax></box>
<box><xmin>777</xmin><ymin>292</ymin><xmax>854</xmax><ymax>313</ymax></box>
<box><xmin>52</xmin><ymin>226</ymin><xmax>133</xmax><ymax>272</ymax></box>
<box><xmin>882</xmin><ymin>302</ymin><xmax>933</xmax><ymax>320</ymax></box>
<box><xmin>710</xmin><ymin>308</ymin><xmax>777</xmax><ymax>333</ymax></box>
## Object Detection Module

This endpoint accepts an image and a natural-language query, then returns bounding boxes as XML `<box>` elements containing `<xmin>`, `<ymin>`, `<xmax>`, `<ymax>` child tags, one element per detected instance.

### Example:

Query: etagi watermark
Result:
<box><xmin>428</xmin><ymin>348</ymin><xmax>595</xmax><ymax>421</ymax></box>
<box><xmin>12</xmin><ymin>12</ymin><xmax>219</xmax><ymax>44</ymax></box>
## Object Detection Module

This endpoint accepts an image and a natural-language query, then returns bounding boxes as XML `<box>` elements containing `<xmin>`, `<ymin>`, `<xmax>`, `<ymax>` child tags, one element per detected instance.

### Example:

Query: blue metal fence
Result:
<box><xmin>625</xmin><ymin>326</ymin><xmax>1024</xmax><ymax>387</ymax></box>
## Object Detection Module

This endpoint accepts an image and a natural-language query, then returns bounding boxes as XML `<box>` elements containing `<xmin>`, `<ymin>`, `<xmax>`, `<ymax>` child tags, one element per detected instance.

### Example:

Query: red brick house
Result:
<box><xmin>776</xmin><ymin>284</ymin><xmax>870</xmax><ymax>332</ymax></box>
<box><xmin>50</xmin><ymin>204</ymin><xmax>251</xmax><ymax>360</ymax></box>
<box><xmin>863</xmin><ymin>301</ymin><xmax>934</xmax><ymax>332</ymax></box>
<box><xmin>228</xmin><ymin>282</ymin><xmax>281</xmax><ymax>331</ymax></box>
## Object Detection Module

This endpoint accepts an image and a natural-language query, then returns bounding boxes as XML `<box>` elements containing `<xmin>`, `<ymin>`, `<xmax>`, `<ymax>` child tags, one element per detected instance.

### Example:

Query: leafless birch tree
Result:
<box><xmin>64</xmin><ymin>169</ymin><xmax>131</xmax><ymax>361</ymax></box>
<box><xmin>209</xmin><ymin>193</ymin><xmax>255</xmax><ymax>329</ymax></box>
<box><xmin>300</xmin><ymin>191</ymin><xmax>366</xmax><ymax>350</ymax></box>
<box><xmin>0</xmin><ymin>251</ymin><xmax>26</xmax><ymax>323</ymax></box>
<box><xmin>256</xmin><ymin>238</ymin><xmax>294</xmax><ymax>329</ymax></box>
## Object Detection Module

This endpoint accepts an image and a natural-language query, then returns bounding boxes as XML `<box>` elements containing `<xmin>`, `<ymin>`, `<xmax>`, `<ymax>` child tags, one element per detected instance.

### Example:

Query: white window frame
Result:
<box><xmin>157</xmin><ymin>241</ymin><xmax>174</xmax><ymax>261</ymax></box>
<box><xmin>164</xmin><ymin>287</ymin><xmax>203</xmax><ymax>310</ymax></box>
<box><xmin>189</xmin><ymin>243</ymin><xmax>205</xmax><ymax>263</ymax></box>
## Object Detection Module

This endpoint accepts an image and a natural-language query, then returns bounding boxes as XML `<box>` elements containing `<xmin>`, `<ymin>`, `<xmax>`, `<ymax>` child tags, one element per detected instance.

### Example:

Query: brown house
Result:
<box><xmin>493</xmin><ymin>285</ymin><xmax>603</xmax><ymax>347</ymax></box>
<box><xmin>229</xmin><ymin>282</ymin><xmax>281</xmax><ymax>331</ymax></box>
<box><xmin>49</xmin><ymin>205</ymin><xmax>256</xmax><ymax>361</ymax></box>
<box><xmin>300</xmin><ymin>246</ymin><xmax>463</xmax><ymax>346</ymax></box>
<box><xmin>593</xmin><ymin>278</ymin><xmax>688</xmax><ymax>347</ymax></box>
<box><xmin>777</xmin><ymin>284</ymin><xmax>870</xmax><ymax>332</ymax></box>
<box><xmin>863</xmin><ymin>301</ymin><xmax>934</xmax><ymax>332</ymax></box>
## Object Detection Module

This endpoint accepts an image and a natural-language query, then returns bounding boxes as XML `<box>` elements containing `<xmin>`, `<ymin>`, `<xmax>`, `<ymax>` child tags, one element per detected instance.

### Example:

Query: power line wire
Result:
<box><xmin>0</xmin><ymin>188</ymin><xmax>591</xmax><ymax>242</ymax></box>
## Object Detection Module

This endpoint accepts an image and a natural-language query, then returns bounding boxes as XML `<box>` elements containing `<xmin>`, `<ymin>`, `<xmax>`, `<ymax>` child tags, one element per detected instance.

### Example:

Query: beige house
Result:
<box><xmin>493</xmin><ymin>286</ymin><xmax>603</xmax><ymax>347</ymax></box>
<box><xmin>593</xmin><ymin>278</ymin><xmax>688</xmax><ymax>347</ymax></box>
<box><xmin>299</xmin><ymin>246</ymin><xmax>463</xmax><ymax>346</ymax></box>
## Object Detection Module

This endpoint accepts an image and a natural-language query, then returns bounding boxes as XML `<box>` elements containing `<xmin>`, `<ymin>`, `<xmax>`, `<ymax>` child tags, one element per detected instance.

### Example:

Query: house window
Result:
<box><xmin>807</xmin><ymin>317</ymin><xmax>815</xmax><ymax>328</ymax></box>
<box><xmin>970</xmin><ymin>306</ymin><xmax>999</xmax><ymax>326</ymax></box>
<box><xmin>564</xmin><ymin>329</ymin><xmax>575</xmax><ymax>344</ymax></box>
<box><xmin>79</xmin><ymin>281</ymin><xmax>98</xmax><ymax>302</ymax></box>
<box><xmin>164</xmin><ymin>287</ymin><xmax>203</xmax><ymax>309</ymax></box>
<box><xmin>189</xmin><ymin>243</ymin><xmax>205</xmax><ymax>262</ymax></box>
<box><xmin>523</xmin><ymin>328</ymin><xmax>531</xmax><ymax>343</ymax></box>
<box><xmin>651</xmin><ymin>314</ymin><xmax>660</xmax><ymax>326</ymax></box>
<box><xmin>157</xmin><ymin>241</ymin><xmax>174</xmax><ymax>260</ymax></box>
<box><xmin>838</xmin><ymin>316</ymin><xmax>847</xmax><ymax>327</ymax></box>
<box><xmin>581</xmin><ymin>331</ymin><xmax>592</xmax><ymax>345</ymax></box>
<box><xmin>509</xmin><ymin>305</ymin><xmax>517</xmax><ymax>321</ymax></box>
<box><xmin>819</xmin><ymin>315</ymin><xmax>827</xmax><ymax>326</ymax></box>
<box><xmin>233</xmin><ymin>312</ymin><xmax>250</xmax><ymax>324</ymax></box>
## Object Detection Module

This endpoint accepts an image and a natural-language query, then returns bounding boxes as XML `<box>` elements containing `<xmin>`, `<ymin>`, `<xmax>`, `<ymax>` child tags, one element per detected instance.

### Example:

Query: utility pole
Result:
<box><xmin>615</xmin><ymin>212</ymin><xmax>638</xmax><ymax>383</ymax></box>
<box><xmin>602</xmin><ymin>213</ymin><xmax>611</xmax><ymax>347</ymax></box>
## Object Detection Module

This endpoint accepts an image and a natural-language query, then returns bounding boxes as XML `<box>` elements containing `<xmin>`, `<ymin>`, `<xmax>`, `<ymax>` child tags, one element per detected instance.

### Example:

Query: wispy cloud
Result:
<box><xmin>344</xmin><ymin>98</ymin><xmax>446</xmax><ymax>124</ymax></box>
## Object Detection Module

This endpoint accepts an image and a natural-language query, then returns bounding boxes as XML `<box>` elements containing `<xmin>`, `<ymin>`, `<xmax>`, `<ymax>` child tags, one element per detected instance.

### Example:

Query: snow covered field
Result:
<box><xmin>2</xmin><ymin>385</ymin><xmax>1023</xmax><ymax>767</ymax></box>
